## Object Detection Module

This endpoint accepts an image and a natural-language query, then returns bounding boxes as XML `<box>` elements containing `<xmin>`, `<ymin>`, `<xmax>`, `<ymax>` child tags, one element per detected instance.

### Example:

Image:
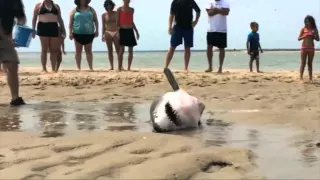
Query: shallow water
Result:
<box><xmin>0</xmin><ymin>101</ymin><xmax>319</xmax><ymax>179</ymax></box>
<box><xmin>19</xmin><ymin>51</ymin><xmax>320</xmax><ymax>71</ymax></box>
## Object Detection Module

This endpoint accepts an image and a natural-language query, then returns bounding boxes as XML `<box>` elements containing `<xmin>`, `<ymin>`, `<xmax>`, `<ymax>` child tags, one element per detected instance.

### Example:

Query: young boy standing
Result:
<box><xmin>246</xmin><ymin>22</ymin><xmax>263</xmax><ymax>72</ymax></box>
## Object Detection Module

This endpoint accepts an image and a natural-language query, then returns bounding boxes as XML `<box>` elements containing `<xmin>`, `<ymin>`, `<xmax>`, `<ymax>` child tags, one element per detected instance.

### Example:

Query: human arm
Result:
<box><xmin>208</xmin><ymin>8</ymin><xmax>230</xmax><ymax>16</ymax></box>
<box><xmin>101</xmin><ymin>13</ymin><xmax>106</xmax><ymax>41</ymax></box>
<box><xmin>218</xmin><ymin>7</ymin><xmax>230</xmax><ymax>15</ymax></box>
<box><xmin>32</xmin><ymin>3</ymin><xmax>40</xmax><ymax>38</ymax></box>
<box><xmin>168</xmin><ymin>1</ymin><xmax>176</xmax><ymax>34</ymax></box>
<box><xmin>91</xmin><ymin>7</ymin><xmax>99</xmax><ymax>37</ymax></box>
<box><xmin>14</xmin><ymin>0</ymin><xmax>26</xmax><ymax>25</ymax></box>
<box><xmin>258</xmin><ymin>43</ymin><xmax>263</xmax><ymax>53</ymax></box>
<box><xmin>68</xmin><ymin>8</ymin><xmax>76</xmax><ymax>40</ymax></box>
<box><xmin>258</xmin><ymin>34</ymin><xmax>263</xmax><ymax>53</ymax></box>
<box><xmin>56</xmin><ymin>5</ymin><xmax>66</xmax><ymax>37</ymax></box>
<box><xmin>116</xmin><ymin>7</ymin><xmax>121</xmax><ymax>28</ymax></box>
<box><xmin>246</xmin><ymin>34</ymin><xmax>251</xmax><ymax>54</ymax></box>
<box><xmin>207</xmin><ymin>1</ymin><xmax>230</xmax><ymax>16</ymax></box>
<box><xmin>206</xmin><ymin>1</ymin><xmax>218</xmax><ymax>17</ymax></box>
<box><xmin>313</xmin><ymin>29</ymin><xmax>319</xmax><ymax>41</ymax></box>
<box><xmin>62</xmin><ymin>40</ymin><xmax>66</xmax><ymax>54</ymax></box>
<box><xmin>0</xmin><ymin>22</ymin><xmax>5</xmax><ymax>39</ymax></box>
<box><xmin>192</xmin><ymin>0</ymin><xmax>201</xmax><ymax>27</ymax></box>
<box><xmin>298</xmin><ymin>28</ymin><xmax>305</xmax><ymax>41</ymax></box>
<box><xmin>132</xmin><ymin>9</ymin><xmax>139</xmax><ymax>40</ymax></box>
<box><xmin>133</xmin><ymin>22</ymin><xmax>139</xmax><ymax>40</ymax></box>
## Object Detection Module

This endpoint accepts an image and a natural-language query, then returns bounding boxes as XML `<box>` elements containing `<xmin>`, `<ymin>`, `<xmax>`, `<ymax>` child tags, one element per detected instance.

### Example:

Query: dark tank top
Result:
<box><xmin>38</xmin><ymin>1</ymin><xmax>58</xmax><ymax>15</ymax></box>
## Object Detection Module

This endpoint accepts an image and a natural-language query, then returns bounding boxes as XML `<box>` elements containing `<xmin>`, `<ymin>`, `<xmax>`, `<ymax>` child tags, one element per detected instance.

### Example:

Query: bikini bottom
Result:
<box><xmin>301</xmin><ymin>45</ymin><xmax>315</xmax><ymax>53</ymax></box>
<box><xmin>105</xmin><ymin>31</ymin><xmax>118</xmax><ymax>38</ymax></box>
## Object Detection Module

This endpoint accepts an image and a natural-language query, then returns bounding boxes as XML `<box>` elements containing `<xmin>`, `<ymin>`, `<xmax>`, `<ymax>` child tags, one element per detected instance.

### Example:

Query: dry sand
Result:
<box><xmin>0</xmin><ymin>68</ymin><xmax>320</xmax><ymax>179</ymax></box>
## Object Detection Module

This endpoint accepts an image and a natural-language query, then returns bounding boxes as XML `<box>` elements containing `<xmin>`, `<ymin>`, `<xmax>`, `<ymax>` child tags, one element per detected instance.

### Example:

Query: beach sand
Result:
<box><xmin>1</xmin><ymin>68</ymin><xmax>319</xmax><ymax>131</ymax></box>
<box><xmin>0</xmin><ymin>68</ymin><xmax>320</xmax><ymax>179</ymax></box>
<box><xmin>0</xmin><ymin>131</ymin><xmax>257</xmax><ymax>179</ymax></box>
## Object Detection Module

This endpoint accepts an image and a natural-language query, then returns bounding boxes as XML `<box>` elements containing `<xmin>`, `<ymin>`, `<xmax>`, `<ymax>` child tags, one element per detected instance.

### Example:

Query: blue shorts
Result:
<box><xmin>170</xmin><ymin>25</ymin><xmax>193</xmax><ymax>48</ymax></box>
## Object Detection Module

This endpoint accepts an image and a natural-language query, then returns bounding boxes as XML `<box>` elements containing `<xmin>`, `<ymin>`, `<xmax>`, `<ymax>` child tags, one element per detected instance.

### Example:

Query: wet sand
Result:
<box><xmin>1</xmin><ymin>68</ymin><xmax>320</xmax><ymax>179</ymax></box>
<box><xmin>1</xmin><ymin>68</ymin><xmax>320</xmax><ymax>132</ymax></box>
<box><xmin>0</xmin><ymin>130</ymin><xmax>260</xmax><ymax>179</ymax></box>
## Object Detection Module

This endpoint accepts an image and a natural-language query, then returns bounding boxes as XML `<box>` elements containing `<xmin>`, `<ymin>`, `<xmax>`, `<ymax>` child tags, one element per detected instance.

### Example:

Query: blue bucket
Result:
<box><xmin>13</xmin><ymin>25</ymin><xmax>36</xmax><ymax>48</ymax></box>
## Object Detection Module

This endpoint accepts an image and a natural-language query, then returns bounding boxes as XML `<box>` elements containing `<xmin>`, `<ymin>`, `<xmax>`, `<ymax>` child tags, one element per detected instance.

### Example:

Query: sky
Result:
<box><xmin>17</xmin><ymin>0</ymin><xmax>320</xmax><ymax>52</ymax></box>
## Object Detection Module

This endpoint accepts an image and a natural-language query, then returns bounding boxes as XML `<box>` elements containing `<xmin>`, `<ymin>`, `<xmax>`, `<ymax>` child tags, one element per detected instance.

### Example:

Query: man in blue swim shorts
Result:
<box><xmin>164</xmin><ymin>0</ymin><xmax>201</xmax><ymax>72</ymax></box>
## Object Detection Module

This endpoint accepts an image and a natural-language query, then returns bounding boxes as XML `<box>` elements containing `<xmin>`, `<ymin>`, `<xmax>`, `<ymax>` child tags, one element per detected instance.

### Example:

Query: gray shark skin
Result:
<box><xmin>149</xmin><ymin>97</ymin><xmax>164</xmax><ymax>132</ymax></box>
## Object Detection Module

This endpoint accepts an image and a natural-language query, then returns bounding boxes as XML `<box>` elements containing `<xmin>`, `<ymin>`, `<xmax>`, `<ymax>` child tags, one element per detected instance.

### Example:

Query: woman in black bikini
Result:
<box><xmin>32</xmin><ymin>0</ymin><xmax>66</xmax><ymax>73</ymax></box>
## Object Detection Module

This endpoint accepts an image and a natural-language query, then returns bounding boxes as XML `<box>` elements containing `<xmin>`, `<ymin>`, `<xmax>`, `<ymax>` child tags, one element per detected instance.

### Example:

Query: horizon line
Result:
<box><xmin>19</xmin><ymin>48</ymin><xmax>320</xmax><ymax>53</ymax></box>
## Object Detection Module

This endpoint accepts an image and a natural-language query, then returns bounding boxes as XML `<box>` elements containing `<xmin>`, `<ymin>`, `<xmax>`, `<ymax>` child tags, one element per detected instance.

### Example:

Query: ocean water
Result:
<box><xmin>18</xmin><ymin>51</ymin><xmax>320</xmax><ymax>72</ymax></box>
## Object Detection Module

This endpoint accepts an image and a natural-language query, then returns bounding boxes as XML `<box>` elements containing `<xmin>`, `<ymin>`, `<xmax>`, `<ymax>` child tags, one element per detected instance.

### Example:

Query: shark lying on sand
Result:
<box><xmin>149</xmin><ymin>68</ymin><xmax>205</xmax><ymax>132</ymax></box>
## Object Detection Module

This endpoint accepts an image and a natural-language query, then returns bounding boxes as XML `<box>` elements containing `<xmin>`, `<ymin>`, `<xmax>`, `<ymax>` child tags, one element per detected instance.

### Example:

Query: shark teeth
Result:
<box><xmin>165</xmin><ymin>102</ymin><xmax>182</xmax><ymax>126</ymax></box>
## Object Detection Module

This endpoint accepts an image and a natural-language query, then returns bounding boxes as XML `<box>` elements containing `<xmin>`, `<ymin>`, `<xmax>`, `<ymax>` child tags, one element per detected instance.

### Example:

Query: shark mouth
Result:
<box><xmin>165</xmin><ymin>102</ymin><xmax>182</xmax><ymax>127</ymax></box>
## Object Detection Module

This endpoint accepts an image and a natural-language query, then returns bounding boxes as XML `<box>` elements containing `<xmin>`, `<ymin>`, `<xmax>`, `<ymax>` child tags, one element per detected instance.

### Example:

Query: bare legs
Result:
<box><xmin>184</xmin><ymin>47</ymin><xmax>190</xmax><ymax>71</ymax></box>
<box><xmin>39</xmin><ymin>37</ymin><xmax>61</xmax><ymax>73</ymax></box>
<box><xmin>84</xmin><ymin>43</ymin><xmax>93</xmax><ymax>71</ymax></box>
<box><xmin>127</xmin><ymin>47</ymin><xmax>133</xmax><ymax>71</ymax></box>
<box><xmin>118</xmin><ymin>46</ymin><xmax>133</xmax><ymax>71</ymax></box>
<box><xmin>206</xmin><ymin>45</ymin><xmax>213</xmax><ymax>72</ymax></box>
<box><xmin>6</xmin><ymin>62</ymin><xmax>20</xmax><ymax>100</ymax></box>
<box><xmin>300</xmin><ymin>50</ymin><xmax>314</xmax><ymax>82</ymax></box>
<box><xmin>39</xmin><ymin>37</ymin><xmax>49</xmax><ymax>72</ymax></box>
<box><xmin>0</xmin><ymin>63</ymin><xmax>7</xmax><ymax>73</ymax></box>
<box><xmin>55</xmin><ymin>38</ymin><xmax>64</xmax><ymax>72</ymax></box>
<box><xmin>165</xmin><ymin>46</ymin><xmax>191</xmax><ymax>72</ymax></box>
<box><xmin>206</xmin><ymin>47</ymin><xmax>225</xmax><ymax>73</ymax></box>
<box><xmin>165</xmin><ymin>46</ymin><xmax>175</xmax><ymax>69</ymax></box>
<box><xmin>249</xmin><ymin>53</ymin><xmax>261</xmax><ymax>73</ymax></box>
<box><xmin>307</xmin><ymin>51</ymin><xmax>314</xmax><ymax>82</ymax></box>
<box><xmin>75</xmin><ymin>41</ymin><xmax>82</xmax><ymax>70</ymax></box>
<box><xmin>105</xmin><ymin>33</ymin><xmax>120</xmax><ymax>70</ymax></box>
<box><xmin>218</xmin><ymin>48</ymin><xmax>225</xmax><ymax>73</ymax></box>
<box><xmin>74</xmin><ymin>41</ymin><xmax>93</xmax><ymax>71</ymax></box>
<box><xmin>49</xmin><ymin>37</ymin><xmax>61</xmax><ymax>72</ymax></box>
<box><xmin>56</xmin><ymin>52</ymin><xmax>62</xmax><ymax>72</ymax></box>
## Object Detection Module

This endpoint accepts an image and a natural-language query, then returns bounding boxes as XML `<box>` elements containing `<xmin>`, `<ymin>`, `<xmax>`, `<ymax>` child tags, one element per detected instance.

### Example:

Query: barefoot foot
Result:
<box><xmin>205</xmin><ymin>68</ymin><xmax>212</xmax><ymax>73</ymax></box>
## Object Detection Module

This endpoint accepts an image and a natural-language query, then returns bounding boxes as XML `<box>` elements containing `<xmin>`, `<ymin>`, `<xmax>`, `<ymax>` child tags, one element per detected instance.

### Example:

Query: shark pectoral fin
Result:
<box><xmin>199</xmin><ymin>102</ymin><xmax>205</xmax><ymax>115</ymax></box>
<box><xmin>163</xmin><ymin>68</ymin><xmax>180</xmax><ymax>91</ymax></box>
<box><xmin>153</xmin><ymin>123</ymin><xmax>164</xmax><ymax>133</ymax></box>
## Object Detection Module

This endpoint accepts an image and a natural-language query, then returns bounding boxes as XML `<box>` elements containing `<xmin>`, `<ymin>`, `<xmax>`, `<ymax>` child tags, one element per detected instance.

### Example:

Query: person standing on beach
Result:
<box><xmin>205</xmin><ymin>0</ymin><xmax>230</xmax><ymax>73</ymax></box>
<box><xmin>102</xmin><ymin>0</ymin><xmax>120</xmax><ymax>70</ymax></box>
<box><xmin>247</xmin><ymin>22</ymin><xmax>263</xmax><ymax>73</ymax></box>
<box><xmin>165</xmin><ymin>0</ymin><xmax>201</xmax><ymax>72</ymax></box>
<box><xmin>69</xmin><ymin>0</ymin><xmax>99</xmax><ymax>71</ymax></box>
<box><xmin>55</xmin><ymin>26</ymin><xmax>66</xmax><ymax>72</ymax></box>
<box><xmin>32</xmin><ymin>0</ymin><xmax>66</xmax><ymax>73</ymax></box>
<box><xmin>116</xmin><ymin>0</ymin><xmax>140</xmax><ymax>71</ymax></box>
<box><xmin>298</xmin><ymin>15</ymin><xmax>319</xmax><ymax>83</ymax></box>
<box><xmin>0</xmin><ymin>0</ymin><xmax>26</xmax><ymax>106</ymax></box>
